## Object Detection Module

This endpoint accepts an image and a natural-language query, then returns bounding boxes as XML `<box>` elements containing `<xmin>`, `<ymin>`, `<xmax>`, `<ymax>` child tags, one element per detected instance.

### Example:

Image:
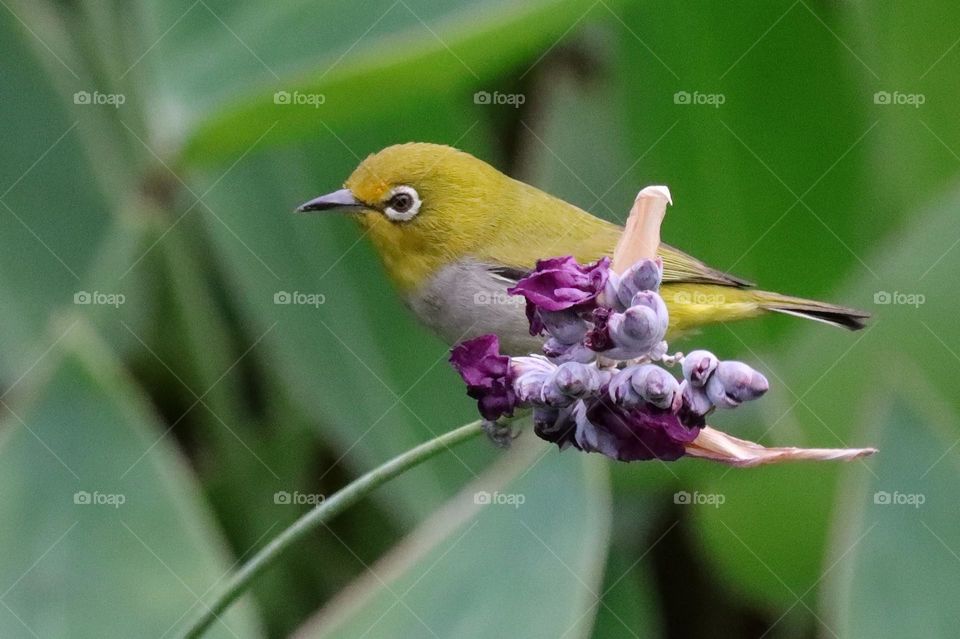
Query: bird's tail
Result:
<box><xmin>753</xmin><ymin>290</ymin><xmax>870</xmax><ymax>331</ymax></box>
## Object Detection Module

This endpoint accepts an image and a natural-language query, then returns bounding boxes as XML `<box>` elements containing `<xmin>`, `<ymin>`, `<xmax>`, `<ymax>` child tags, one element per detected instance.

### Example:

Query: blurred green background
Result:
<box><xmin>1</xmin><ymin>0</ymin><xmax>958</xmax><ymax>637</ymax></box>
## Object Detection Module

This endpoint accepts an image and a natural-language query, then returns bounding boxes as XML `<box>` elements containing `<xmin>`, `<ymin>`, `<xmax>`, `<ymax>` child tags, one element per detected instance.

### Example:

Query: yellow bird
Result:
<box><xmin>298</xmin><ymin>143</ymin><xmax>868</xmax><ymax>354</ymax></box>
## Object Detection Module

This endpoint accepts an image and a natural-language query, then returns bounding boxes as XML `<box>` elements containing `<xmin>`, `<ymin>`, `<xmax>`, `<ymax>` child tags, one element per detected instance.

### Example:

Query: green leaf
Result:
<box><xmin>591</xmin><ymin>535</ymin><xmax>664</xmax><ymax>639</ymax></box>
<box><xmin>166</xmin><ymin>0</ymin><xmax>606</xmax><ymax>164</ymax></box>
<box><xmin>823</xmin><ymin>376</ymin><xmax>960</xmax><ymax>638</ymax></box>
<box><xmin>295</xmin><ymin>438</ymin><xmax>612</xmax><ymax>639</ymax></box>
<box><xmin>0</xmin><ymin>11</ymin><xmax>113</xmax><ymax>385</ymax></box>
<box><xmin>0</xmin><ymin>322</ymin><xmax>262</xmax><ymax>638</ymax></box>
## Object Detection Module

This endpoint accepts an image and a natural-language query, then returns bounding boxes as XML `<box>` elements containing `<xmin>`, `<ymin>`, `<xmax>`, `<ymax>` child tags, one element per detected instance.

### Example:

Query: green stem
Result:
<box><xmin>180</xmin><ymin>420</ymin><xmax>485</xmax><ymax>639</ymax></box>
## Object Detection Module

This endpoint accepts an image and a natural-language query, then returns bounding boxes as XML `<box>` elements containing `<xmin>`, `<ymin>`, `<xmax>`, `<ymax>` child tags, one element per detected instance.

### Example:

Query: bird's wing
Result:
<box><xmin>489</xmin><ymin>246</ymin><xmax>753</xmax><ymax>289</ymax></box>
<box><xmin>658</xmin><ymin>243</ymin><xmax>754</xmax><ymax>288</ymax></box>
<box><xmin>487</xmin><ymin>265</ymin><xmax>529</xmax><ymax>285</ymax></box>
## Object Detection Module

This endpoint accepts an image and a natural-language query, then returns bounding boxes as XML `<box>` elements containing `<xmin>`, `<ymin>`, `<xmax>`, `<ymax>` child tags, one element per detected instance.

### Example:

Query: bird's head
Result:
<box><xmin>297</xmin><ymin>143</ymin><xmax>515</xmax><ymax>291</ymax></box>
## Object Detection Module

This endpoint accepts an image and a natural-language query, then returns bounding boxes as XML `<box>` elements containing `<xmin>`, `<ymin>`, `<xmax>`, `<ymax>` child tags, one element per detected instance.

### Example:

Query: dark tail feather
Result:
<box><xmin>756</xmin><ymin>291</ymin><xmax>870</xmax><ymax>331</ymax></box>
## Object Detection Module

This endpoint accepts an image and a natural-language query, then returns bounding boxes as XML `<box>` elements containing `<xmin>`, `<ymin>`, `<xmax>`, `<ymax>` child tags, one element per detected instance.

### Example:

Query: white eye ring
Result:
<box><xmin>384</xmin><ymin>185</ymin><xmax>421</xmax><ymax>221</ymax></box>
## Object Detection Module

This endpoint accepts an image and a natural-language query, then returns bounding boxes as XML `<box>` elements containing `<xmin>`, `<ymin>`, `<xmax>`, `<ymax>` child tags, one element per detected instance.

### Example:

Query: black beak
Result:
<box><xmin>296</xmin><ymin>189</ymin><xmax>364</xmax><ymax>213</ymax></box>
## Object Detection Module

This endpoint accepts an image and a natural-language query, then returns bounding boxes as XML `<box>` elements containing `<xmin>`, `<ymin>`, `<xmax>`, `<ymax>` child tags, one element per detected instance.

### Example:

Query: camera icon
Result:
<box><xmin>473</xmin><ymin>292</ymin><xmax>490</xmax><ymax>305</ymax></box>
<box><xmin>673</xmin><ymin>490</ymin><xmax>691</xmax><ymax>505</ymax></box>
<box><xmin>473</xmin><ymin>490</ymin><xmax>491</xmax><ymax>505</ymax></box>
<box><xmin>873</xmin><ymin>91</ymin><xmax>891</xmax><ymax>105</ymax></box>
<box><xmin>473</xmin><ymin>91</ymin><xmax>491</xmax><ymax>105</ymax></box>
<box><xmin>73</xmin><ymin>490</ymin><xmax>91</xmax><ymax>504</ymax></box>
<box><xmin>274</xmin><ymin>491</ymin><xmax>291</xmax><ymax>504</ymax></box>
<box><xmin>873</xmin><ymin>291</ymin><xmax>892</xmax><ymax>305</ymax></box>
<box><xmin>74</xmin><ymin>291</ymin><xmax>92</xmax><ymax>304</ymax></box>
<box><xmin>873</xmin><ymin>491</ymin><xmax>891</xmax><ymax>505</ymax></box>
<box><xmin>274</xmin><ymin>291</ymin><xmax>291</xmax><ymax>304</ymax></box>
<box><xmin>673</xmin><ymin>91</ymin><xmax>691</xmax><ymax>105</ymax></box>
<box><xmin>274</xmin><ymin>90</ymin><xmax>291</xmax><ymax>105</ymax></box>
<box><xmin>674</xmin><ymin>291</ymin><xmax>691</xmax><ymax>304</ymax></box>
<box><xmin>73</xmin><ymin>91</ymin><xmax>91</xmax><ymax>105</ymax></box>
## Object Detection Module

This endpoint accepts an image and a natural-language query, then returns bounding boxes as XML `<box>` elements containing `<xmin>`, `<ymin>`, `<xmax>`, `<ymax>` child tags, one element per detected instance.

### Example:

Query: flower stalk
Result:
<box><xmin>180</xmin><ymin>420</ymin><xmax>485</xmax><ymax>639</ymax></box>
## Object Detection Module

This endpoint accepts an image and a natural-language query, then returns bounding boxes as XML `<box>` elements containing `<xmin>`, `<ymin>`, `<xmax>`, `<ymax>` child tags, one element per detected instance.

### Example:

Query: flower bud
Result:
<box><xmin>533</xmin><ymin>405</ymin><xmax>576</xmax><ymax>449</ymax></box>
<box><xmin>630</xmin><ymin>364</ymin><xmax>681</xmax><ymax>411</ymax></box>
<box><xmin>510</xmin><ymin>356</ymin><xmax>555</xmax><ymax>404</ymax></box>
<box><xmin>540</xmin><ymin>381</ymin><xmax>572</xmax><ymax>407</ymax></box>
<box><xmin>606</xmin><ymin>300</ymin><xmax>667</xmax><ymax>358</ymax></box>
<box><xmin>616</xmin><ymin>258</ymin><xmax>662</xmax><ymax>309</ymax></box>
<box><xmin>607</xmin><ymin>368</ymin><xmax>644</xmax><ymax>408</ymax></box>
<box><xmin>603</xmin><ymin>271</ymin><xmax>623</xmax><ymax>310</ymax></box>
<box><xmin>705</xmin><ymin>361</ymin><xmax>769</xmax><ymax>408</ymax></box>
<box><xmin>539</xmin><ymin>309</ymin><xmax>589</xmax><ymax>344</ymax></box>
<box><xmin>629</xmin><ymin>290</ymin><xmax>669</xmax><ymax>331</ymax></box>
<box><xmin>552</xmin><ymin>362</ymin><xmax>603</xmax><ymax>399</ymax></box>
<box><xmin>680</xmin><ymin>379</ymin><xmax>713</xmax><ymax>417</ymax></box>
<box><xmin>543</xmin><ymin>339</ymin><xmax>596</xmax><ymax>364</ymax></box>
<box><xmin>682</xmin><ymin>350</ymin><xmax>718</xmax><ymax>387</ymax></box>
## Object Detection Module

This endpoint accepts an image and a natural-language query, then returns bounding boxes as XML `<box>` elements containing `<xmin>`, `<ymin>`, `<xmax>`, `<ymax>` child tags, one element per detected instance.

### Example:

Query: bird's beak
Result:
<box><xmin>295</xmin><ymin>189</ymin><xmax>364</xmax><ymax>213</ymax></box>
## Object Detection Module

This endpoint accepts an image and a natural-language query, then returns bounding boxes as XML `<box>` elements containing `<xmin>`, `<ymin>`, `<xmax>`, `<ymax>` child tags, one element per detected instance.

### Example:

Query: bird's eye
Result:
<box><xmin>383</xmin><ymin>186</ymin><xmax>421</xmax><ymax>221</ymax></box>
<box><xmin>391</xmin><ymin>192</ymin><xmax>413</xmax><ymax>213</ymax></box>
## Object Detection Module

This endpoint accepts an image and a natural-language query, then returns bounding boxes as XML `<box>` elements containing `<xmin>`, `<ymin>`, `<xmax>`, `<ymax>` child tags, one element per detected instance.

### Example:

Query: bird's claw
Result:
<box><xmin>482</xmin><ymin>419</ymin><xmax>517</xmax><ymax>449</ymax></box>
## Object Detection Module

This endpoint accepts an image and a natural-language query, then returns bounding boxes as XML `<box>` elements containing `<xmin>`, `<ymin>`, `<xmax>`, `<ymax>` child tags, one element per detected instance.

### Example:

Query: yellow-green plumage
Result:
<box><xmin>323</xmin><ymin>143</ymin><xmax>867</xmax><ymax>348</ymax></box>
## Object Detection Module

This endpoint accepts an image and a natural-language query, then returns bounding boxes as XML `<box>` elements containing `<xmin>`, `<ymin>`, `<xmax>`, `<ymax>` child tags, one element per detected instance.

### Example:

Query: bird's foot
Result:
<box><xmin>482</xmin><ymin>419</ymin><xmax>517</xmax><ymax>449</ymax></box>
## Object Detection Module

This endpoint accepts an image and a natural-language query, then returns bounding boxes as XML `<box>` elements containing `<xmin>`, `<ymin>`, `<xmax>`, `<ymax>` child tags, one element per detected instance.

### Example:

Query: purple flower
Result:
<box><xmin>449</xmin><ymin>335</ymin><xmax>517</xmax><ymax>421</ymax></box>
<box><xmin>583</xmin><ymin>306</ymin><xmax>614</xmax><ymax>351</ymax></box>
<box><xmin>573</xmin><ymin>399</ymin><xmax>701</xmax><ymax>462</ymax></box>
<box><xmin>508</xmin><ymin>256</ymin><xmax>610</xmax><ymax>336</ymax></box>
<box><xmin>533</xmin><ymin>405</ymin><xmax>578</xmax><ymax>450</ymax></box>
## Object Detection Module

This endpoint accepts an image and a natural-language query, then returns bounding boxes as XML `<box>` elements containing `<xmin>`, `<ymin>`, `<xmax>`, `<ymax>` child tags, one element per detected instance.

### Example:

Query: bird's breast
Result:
<box><xmin>405</xmin><ymin>258</ymin><xmax>543</xmax><ymax>355</ymax></box>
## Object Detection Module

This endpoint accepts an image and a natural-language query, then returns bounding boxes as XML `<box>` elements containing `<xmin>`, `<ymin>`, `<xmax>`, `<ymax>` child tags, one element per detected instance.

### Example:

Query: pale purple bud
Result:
<box><xmin>705</xmin><ymin>361</ymin><xmax>769</xmax><ymax>408</ymax></box>
<box><xmin>616</xmin><ymin>258</ymin><xmax>662</xmax><ymax>309</ymax></box>
<box><xmin>606</xmin><ymin>304</ymin><xmax>666</xmax><ymax>358</ymax></box>
<box><xmin>607</xmin><ymin>368</ymin><xmax>645</xmax><ymax>408</ymax></box>
<box><xmin>629</xmin><ymin>291</ymin><xmax>670</xmax><ymax>332</ymax></box>
<box><xmin>630</xmin><ymin>364</ymin><xmax>681</xmax><ymax>411</ymax></box>
<box><xmin>603</xmin><ymin>271</ymin><xmax>623</xmax><ymax>310</ymax></box>
<box><xmin>681</xmin><ymin>379</ymin><xmax>713</xmax><ymax>417</ymax></box>
<box><xmin>543</xmin><ymin>339</ymin><xmax>597</xmax><ymax>364</ymax></box>
<box><xmin>682</xmin><ymin>350</ymin><xmax>719</xmax><ymax>387</ymax></box>
<box><xmin>540</xmin><ymin>381</ymin><xmax>572</xmax><ymax>407</ymax></box>
<box><xmin>552</xmin><ymin>362</ymin><xmax>603</xmax><ymax>399</ymax></box>
<box><xmin>510</xmin><ymin>356</ymin><xmax>555</xmax><ymax>404</ymax></box>
<box><xmin>539</xmin><ymin>309</ymin><xmax>589</xmax><ymax>344</ymax></box>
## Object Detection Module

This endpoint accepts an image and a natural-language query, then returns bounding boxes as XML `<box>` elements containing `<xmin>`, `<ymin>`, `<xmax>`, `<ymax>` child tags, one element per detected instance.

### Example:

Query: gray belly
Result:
<box><xmin>405</xmin><ymin>259</ymin><xmax>545</xmax><ymax>355</ymax></box>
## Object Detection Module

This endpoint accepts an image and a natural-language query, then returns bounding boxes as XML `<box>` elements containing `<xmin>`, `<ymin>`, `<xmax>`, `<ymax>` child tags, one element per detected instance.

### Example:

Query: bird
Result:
<box><xmin>297</xmin><ymin>143</ymin><xmax>868</xmax><ymax>355</ymax></box>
